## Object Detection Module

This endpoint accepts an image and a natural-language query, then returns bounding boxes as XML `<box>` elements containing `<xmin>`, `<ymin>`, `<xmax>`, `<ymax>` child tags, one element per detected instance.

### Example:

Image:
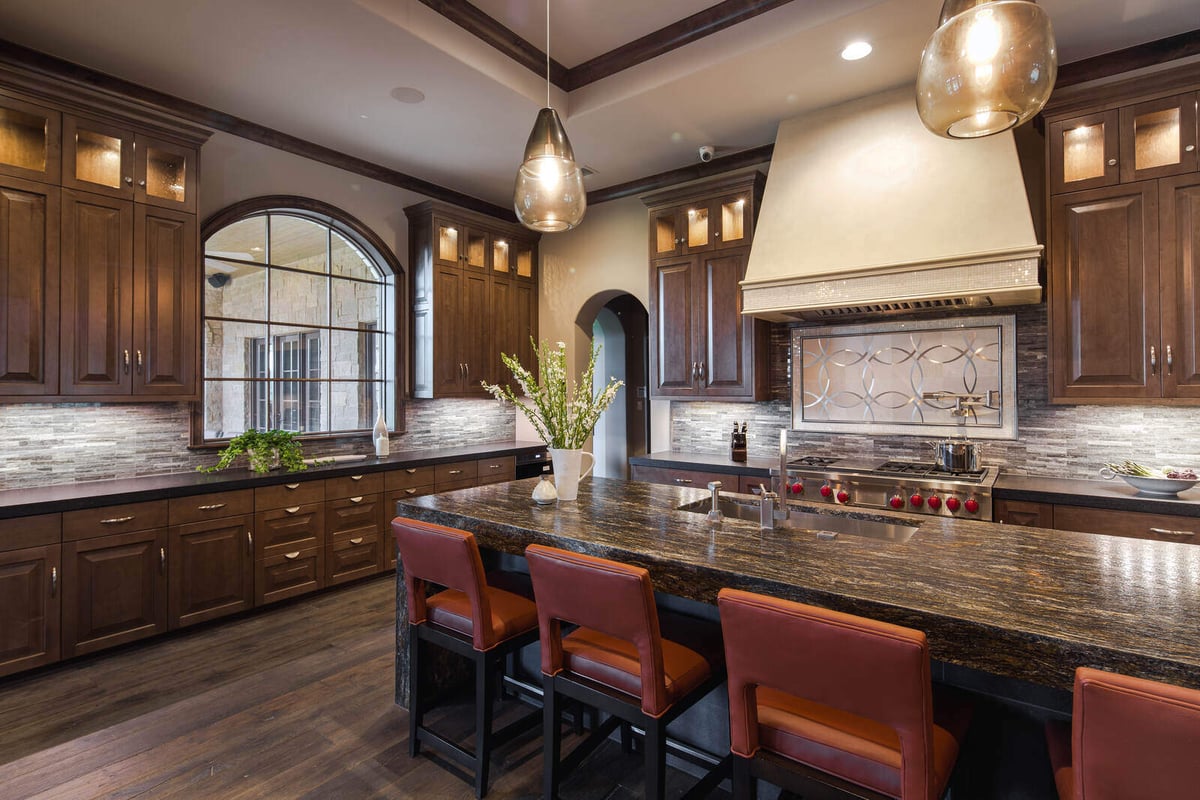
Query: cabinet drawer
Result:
<box><xmin>1054</xmin><ymin>505</ymin><xmax>1200</xmax><ymax>544</ymax></box>
<box><xmin>256</xmin><ymin>546</ymin><xmax>323</xmax><ymax>605</ymax></box>
<box><xmin>255</xmin><ymin>480</ymin><xmax>324</xmax><ymax>510</ymax></box>
<box><xmin>169</xmin><ymin>489</ymin><xmax>254</xmax><ymax>525</ymax></box>
<box><xmin>738</xmin><ymin>475</ymin><xmax>770</xmax><ymax>495</ymax></box>
<box><xmin>436</xmin><ymin>460</ymin><xmax>477</xmax><ymax>486</ymax></box>
<box><xmin>385</xmin><ymin>465</ymin><xmax>435</xmax><ymax>491</ymax></box>
<box><xmin>325</xmin><ymin>472</ymin><xmax>383</xmax><ymax>499</ymax></box>
<box><xmin>477</xmin><ymin>455</ymin><xmax>516</xmax><ymax>484</ymax></box>
<box><xmin>327</xmin><ymin>534</ymin><xmax>382</xmax><ymax>586</ymax></box>
<box><xmin>254</xmin><ymin>503</ymin><xmax>325</xmax><ymax>557</ymax></box>
<box><xmin>0</xmin><ymin>513</ymin><xmax>61</xmax><ymax>551</ymax></box>
<box><xmin>995</xmin><ymin>499</ymin><xmax>1055</xmax><ymax>528</ymax></box>
<box><xmin>326</xmin><ymin>494</ymin><xmax>384</xmax><ymax>540</ymax></box>
<box><xmin>631</xmin><ymin>465</ymin><xmax>725</xmax><ymax>488</ymax></box>
<box><xmin>63</xmin><ymin>501</ymin><xmax>168</xmax><ymax>541</ymax></box>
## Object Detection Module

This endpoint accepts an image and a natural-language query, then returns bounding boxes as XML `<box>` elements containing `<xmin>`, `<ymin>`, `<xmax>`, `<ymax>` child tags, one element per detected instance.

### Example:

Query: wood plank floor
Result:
<box><xmin>0</xmin><ymin>576</ymin><xmax>726</xmax><ymax>799</ymax></box>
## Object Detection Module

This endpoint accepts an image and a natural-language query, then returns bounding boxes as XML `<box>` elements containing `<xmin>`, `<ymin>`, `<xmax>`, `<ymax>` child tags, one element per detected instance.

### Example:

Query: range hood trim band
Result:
<box><xmin>739</xmin><ymin>244</ymin><xmax>1044</xmax><ymax>287</ymax></box>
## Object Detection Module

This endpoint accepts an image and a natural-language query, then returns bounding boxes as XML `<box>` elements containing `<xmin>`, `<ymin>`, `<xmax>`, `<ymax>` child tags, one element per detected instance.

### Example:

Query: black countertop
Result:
<box><xmin>0</xmin><ymin>441</ymin><xmax>548</xmax><ymax>519</ymax></box>
<box><xmin>630</xmin><ymin>451</ymin><xmax>1200</xmax><ymax>517</ymax></box>
<box><xmin>397</xmin><ymin>477</ymin><xmax>1200</xmax><ymax>692</ymax></box>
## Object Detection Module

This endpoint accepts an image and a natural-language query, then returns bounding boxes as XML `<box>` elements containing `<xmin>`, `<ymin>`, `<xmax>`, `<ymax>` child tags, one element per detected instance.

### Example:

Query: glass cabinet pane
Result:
<box><xmin>721</xmin><ymin>198</ymin><xmax>747</xmax><ymax>245</ymax></box>
<box><xmin>437</xmin><ymin>223</ymin><xmax>459</xmax><ymax>264</ymax></box>
<box><xmin>1061</xmin><ymin>123</ymin><xmax>1107</xmax><ymax>184</ymax></box>
<box><xmin>654</xmin><ymin>212</ymin><xmax>677</xmax><ymax>255</ymax></box>
<box><xmin>1132</xmin><ymin>107</ymin><xmax>1181</xmax><ymax>172</ymax></box>
<box><xmin>145</xmin><ymin>146</ymin><xmax>186</xmax><ymax>203</ymax></box>
<box><xmin>465</xmin><ymin>229</ymin><xmax>487</xmax><ymax>270</ymax></box>
<box><xmin>686</xmin><ymin>206</ymin><xmax>709</xmax><ymax>248</ymax></box>
<box><xmin>514</xmin><ymin>242</ymin><xmax>534</xmax><ymax>278</ymax></box>
<box><xmin>74</xmin><ymin>129</ymin><xmax>123</xmax><ymax>188</ymax></box>
<box><xmin>0</xmin><ymin>107</ymin><xmax>47</xmax><ymax>172</ymax></box>
<box><xmin>492</xmin><ymin>238</ymin><xmax>510</xmax><ymax>273</ymax></box>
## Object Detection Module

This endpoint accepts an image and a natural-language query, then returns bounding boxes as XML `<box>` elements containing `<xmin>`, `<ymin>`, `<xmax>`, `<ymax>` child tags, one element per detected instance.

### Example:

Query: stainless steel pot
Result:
<box><xmin>928</xmin><ymin>439</ymin><xmax>981</xmax><ymax>473</ymax></box>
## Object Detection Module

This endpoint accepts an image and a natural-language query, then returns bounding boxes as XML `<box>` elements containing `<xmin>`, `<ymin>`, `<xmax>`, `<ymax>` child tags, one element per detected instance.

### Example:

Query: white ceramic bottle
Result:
<box><xmin>373</xmin><ymin>409</ymin><xmax>390</xmax><ymax>457</ymax></box>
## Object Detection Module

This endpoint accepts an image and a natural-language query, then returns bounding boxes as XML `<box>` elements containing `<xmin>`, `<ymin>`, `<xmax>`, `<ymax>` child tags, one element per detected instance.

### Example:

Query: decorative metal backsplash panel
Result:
<box><xmin>791</xmin><ymin>315</ymin><xmax>1017</xmax><ymax>439</ymax></box>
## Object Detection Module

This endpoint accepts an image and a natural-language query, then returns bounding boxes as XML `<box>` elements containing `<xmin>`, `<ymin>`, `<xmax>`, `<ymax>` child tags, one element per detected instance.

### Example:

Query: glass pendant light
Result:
<box><xmin>514</xmin><ymin>0</ymin><xmax>586</xmax><ymax>232</ymax></box>
<box><xmin>916</xmin><ymin>0</ymin><xmax>1057</xmax><ymax>139</ymax></box>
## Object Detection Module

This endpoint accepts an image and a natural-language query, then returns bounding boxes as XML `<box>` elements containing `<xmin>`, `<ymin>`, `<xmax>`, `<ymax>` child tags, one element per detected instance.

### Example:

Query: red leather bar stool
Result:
<box><xmin>392</xmin><ymin>517</ymin><xmax>541</xmax><ymax>799</ymax></box>
<box><xmin>717</xmin><ymin>588</ymin><xmax>972</xmax><ymax>800</ymax></box>
<box><xmin>524</xmin><ymin>544</ymin><xmax>725</xmax><ymax>800</ymax></box>
<box><xmin>1045</xmin><ymin>666</ymin><xmax>1200</xmax><ymax>800</ymax></box>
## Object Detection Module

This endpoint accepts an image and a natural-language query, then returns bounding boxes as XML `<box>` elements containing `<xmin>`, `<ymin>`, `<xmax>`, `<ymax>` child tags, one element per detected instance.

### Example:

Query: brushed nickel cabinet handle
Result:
<box><xmin>349</xmin><ymin>496</ymin><xmax>364</xmax><ymax>503</ymax></box>
<box><xmin>350</xmin><ymin>475</ymin><xmax>363</xmax><ymax>481</ymax></box>
<box><xmin>160</xmin><ymin>547</ymin><xmax>166</xmax><ymax>573</ymax></box>
<box><xmin>448</xmin><ymin>469</ymin><xmax>463</xmax><ymax>475</ymax></box>
<box><xmin>1150</xmin><ymin>527</ymin><xmax>1195</xmax><ymax>537</ymax></box>
<box><xmin>137</xmin><ymin>179</ymin><xmax>146</xmax><ymax>187</ymax></box>
<box><xmin>488</xmin><ymin>464</ymin><xmax>501</xmax><ymax>469</ymax></box>
<box><xmin>1107</xmin><ymin>158</ymin><xmax>1117</xmax><ymax>166</ymax></box>
<box><xmin>197</xmin><ymin>503</ymin><xmax>226</xmax><ymax>511</ymax></box>
<box><xmin>136</xmin><ymin>350</ymin><xmax>143</xmax><ymax>374</ymax></box>
<box><xmin>284</xmin><ymin>551</ymin><xmax>300</xmax><ymax>560</ymax></box>
<box><xmin>284</xmin><ymin>506</ymin><xmax>300</xmax><ymax>514</ymax></box>
<box><xmin>404</xmin><ymin>488</ymin><xmax>417</xmax><ymax>495</ymax></box>
<box><xmin>247</xmin><ymin>530</ymin><xmax>253</xmax><ymax>554</ymax></box>
<box><xmin>674</xmin><ymin>478</ymin><xmax>693</xmax><ymax>484</ymax></box>
<box><xmin>1167</xmin><ymin>345</ymin><xmax>1174</xmax><ymax>375</ymax></box>
<box><xmin>50</xmin><ymin>566</ymin><xmax>57</xmax><ymax>596</ymax></box>
<box><xmin>285</xmin><ymin>483</ymin><xmax>300</xmax><ymax>490</ymax></box>
<box><xmin>100</xmin><ymin>515</ymin><xmax>135</xmax><ymax>524</ymax></box>
<box><xmin>405</xmin><ymin>468</ymin><xmax>417</xmax><ymax>474</ymax></box>
<box><xmin>350</xmin><ymin>537</ymin><xmax>364</xmax><ymax>545</ymax></box>
<box><xmin>1150</xmin><ymin>345</ymin><xmax>1158</xmax><ymax>374</ymax></box>
<box><xmin>123</xmin><ymin>349</ymin><xmax>130</xmax><ymax>374</ymax></box>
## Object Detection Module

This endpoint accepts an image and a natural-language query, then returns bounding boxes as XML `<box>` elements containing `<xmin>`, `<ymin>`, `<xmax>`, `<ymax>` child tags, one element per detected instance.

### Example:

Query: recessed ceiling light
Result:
<box><xmin>841</xmin><ymin>41</ymin><xmax>873</xmax><ymax>61</ymax></box>
<box><xmin>390</xmin><ymin>86</ymin><xmax>426</xmax><ymax>104</ymax></box>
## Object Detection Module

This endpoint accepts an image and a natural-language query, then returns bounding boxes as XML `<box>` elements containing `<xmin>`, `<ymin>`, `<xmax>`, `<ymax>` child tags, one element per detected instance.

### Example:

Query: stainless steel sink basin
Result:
<box><xmin>677</xmin><ymin>497</ymin><xmax>919</xmax><ymax>542</ymax></box>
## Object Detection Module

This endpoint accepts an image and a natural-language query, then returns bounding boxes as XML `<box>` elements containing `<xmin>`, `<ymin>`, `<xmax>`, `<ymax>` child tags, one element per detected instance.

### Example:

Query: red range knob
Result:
<box><xmin>836</xmin><ymin>489</ymin><xmax>850</xmax><ymax>504</ymax></box>
<box><xmin>820</xmin><ymin>484</ymin><xmax>833</xmax><ymax>498</ymax></box>
<box><xmin>889</xmin><ymin>495</ymin><xmax>904</xmax><ymax>509</ymax></box>
<box><xmin>909</xmin><ymin>494</ymin><xmax>924</xmax><ymax>508</ymax></box>
<box><xmin>945</xmin><ymin>496</ymin><xmax>961</xmax><ymax>512</ymax></box>
<box><xmin>926</xmin><ymin>495</ymin><xmax>942</xmax><ymax>510</ymax></box>
<box><xmin>791</xmin><ymin>482</ymin><xmax>803</xmax><ymax>494</ymax></box>
<box><xmin>964</xmin><ymin>497</ymin><xmax>980</xmax><ymax>514</ymax></box>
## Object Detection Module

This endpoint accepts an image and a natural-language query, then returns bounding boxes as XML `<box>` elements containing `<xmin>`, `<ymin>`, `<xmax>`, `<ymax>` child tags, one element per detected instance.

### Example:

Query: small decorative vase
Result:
<box><xmin>548</xmin><ymin>447</ymin><xmax>595</xmax><ymax>502</ymax></box>
<box><xmin>532</xmin><ymin>473</ymin><xmax>558</xmax><ymax>505</ymax></box>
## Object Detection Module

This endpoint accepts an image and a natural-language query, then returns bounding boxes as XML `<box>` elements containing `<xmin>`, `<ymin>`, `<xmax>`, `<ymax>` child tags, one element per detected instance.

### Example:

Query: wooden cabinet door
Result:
<box><xmin>133</xmin><ymin>204</ymin><xmax>197</xmax><ymax>397</ymax></box>
<box><xmin>699</xmin><ymin>249</ymin><xmax>755</xmax><ymax>397</ymax></box>
<box><xmin>0</xmin><ymin>544</ymin><xmax>60</xmax><ymax>678</ymax></box>
<box><xmin>461</xmin><ymin>267</ymin><xmax>490</xmax><ymax>395</ymax></box>
<box><xmin>0</xmin><ymin>94</ymin><xmax>61</xmax><ymax>183</ymax></box>
<box><xmin>650</xmin><ymin>206</ymin><xmax>683</xmax><ymax>258</ymax></box>
<box><xmin>431</xmin><ymin>264</ymin><xmax>463</xmax><ymax>396</ymax></box>
<box><xmin>256</xmin><ymin>547</ymin><xmax>323</xmax><ymax>605</ymax></box>
<box><xmin>491</xmin><ymin>274</ymin><xmax>536</xmax><ymax>391</ymax></box>
<box><xmin>1049</xmin><ymin>110</ymin><xmax>1120</xmax><ymax>195</ymax></box>
<box><xmin>134</xmin><ymin>134</ymin><xmax>197</xmax><ymax>213</ymax></box>
<box><xmin>62</xmin><ymin>115</ymin><xmax>135</xmax><ymax>201</ymax></box>
<box><xmin>1160</xmin><ymin>173</ymin><xmax>1200</xmax><ymax>399</ymax></box>
<box><xmin>1119</xmin><ymin>92</ymin><xmax>1198</xmax><ymax>184</ymax></box>
<box><xmin>994</xmin><ymin>499</ymin><xmax>1054</xmax><ymax>528</ymax></box>
<box><xmin>681</xmin><ymin>201</ymin><xmax>715</xmax><ymax>254</ymax></box>
<box><xmin>60</xmin><ymin>189</ymin><xmax>134</xmax><ymax>395</ymax></box>
<box><xmin>254</xmin><ymin>502</ymin><xmax>324</xmax><ymax>559</ymax></box>
<box><xmin>326</xmin><ymin>494</ymin><xmax>384</xmax><ymax>586</ymax></box>
<box><xmin>169</xmin><ymin>515</ymin><xmax>254</xmax><ymax>629</ymax></box>
<box><xmin>1049</xmin><ymin>182</ymin><xmax>1160</xmax><ymax>401</ymax></box>
<box><xmin>651</xmin><ymin>257</ymin><xmax>699</xmax><ymax>396</ymax></box>
<box><xmin>712</xmin><ymin>192</ymin><xmax>754</xmax><ymax>251</ymax></box>
<box><xmin>62</xmin><ymin>528</ymin><xmax>167</xmax><ymax>657</ymax></box>
<box><xmin>432</xmin><ymin>217</ymin><xmax>462</xmax><ymax>271</ymax></box>
<box><xmin>0</xmin><ymin>176</ymin><xmax>59</xmax><ymax>395</ymax></box>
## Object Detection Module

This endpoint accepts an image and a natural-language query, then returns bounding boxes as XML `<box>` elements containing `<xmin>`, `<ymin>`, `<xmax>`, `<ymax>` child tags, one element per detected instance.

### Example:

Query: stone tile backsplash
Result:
<box><xmin>0</xmin><ymin>398</ymin><xmax>514</xmax><ymax>491</ymax></box>
<box><xmin>671</xmin><ymin>305</ymin><xmax>1200</xmax><ymax>479</ymax></box>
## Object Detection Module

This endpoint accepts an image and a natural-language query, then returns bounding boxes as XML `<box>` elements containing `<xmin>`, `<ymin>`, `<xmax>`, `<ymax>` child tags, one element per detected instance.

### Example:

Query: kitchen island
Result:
<box><xmin>394</xmin><ymin>476</ymin><xmax>1200</xmax><ymax>701</ymax></box>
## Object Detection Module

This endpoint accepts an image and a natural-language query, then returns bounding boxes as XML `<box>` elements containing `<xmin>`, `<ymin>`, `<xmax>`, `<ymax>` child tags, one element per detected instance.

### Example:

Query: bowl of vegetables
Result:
<box><xmin>1100</xmin><ymin>461</ymin><xmax>1199</xmax><ymax>496</ymax></box>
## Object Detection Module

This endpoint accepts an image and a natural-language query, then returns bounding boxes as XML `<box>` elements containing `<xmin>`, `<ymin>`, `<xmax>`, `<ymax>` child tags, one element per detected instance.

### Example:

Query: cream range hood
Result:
<box><xmin>742</xmin><ymin>85</ymin><xmax>1043</xmax><ymax>322</ymax></box>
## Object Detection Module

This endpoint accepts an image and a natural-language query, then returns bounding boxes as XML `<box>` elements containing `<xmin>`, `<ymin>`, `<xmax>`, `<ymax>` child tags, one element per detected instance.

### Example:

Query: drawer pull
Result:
<box><xmin>285</xmin><ymin>483</ymin><xmax>300</xmax><ymax>490</ymax></box>
<box><xmin>1150</xmin><ymin>527</ymin><xmax>1196</xmax><ymax>538</ymax></box>
<box><xmin>489</xmin><ymin>464</ymin><xmax>501</xmax><ymax>469</ymax></box>
<box><xmin>285</xmin><ymin>506</ymin><xmax>301</xmax><ymax>514</ymax></box>
<box><xmin>197</xmin><ymin>503</ymin><xmax>226</xmax><ymax>511</ymax></box>
<box><xmin>405</xmin><ymin>468</ymin><xmax>417</xmax><ymax>474</ymax></box>
<box><xmin>247</xmin><ymin>530</ymin><xmax>254</xmax><ymax>554</ymax></box>
<box><xmin>674</xmin><ymin>478</ymin><xmax>693</xmax><ymax>484</ymax></box>
<box><xmin>284</xmin><ymin>551</ymin><xmax>301</xmax><ymax>560</ymax></box>
<box><xmin>350</xmin><ymin>537</ymin><xmax>364</xmax><ymax>545</ymax></box>
<box><xmin>50</xmin><ymin>566</ymin><xmax>57</xmax><ymax>596</ymax></box>
<box><xmin>100</xmin><ymin>515</ymin><xmax>135</xmax><ymax>524</ymax></box>
<box><xmin>405</xmin><ymin>489</ymin><xmax>417</xmax><ymax>495</ymax></box>
<box><xmin>448</xmin><ymin>469</ymin><xmax>463</xmax><ymax>475</ymax></box>
<box><xmin>349</xmin><ymin>496</ymin><xmax>364</xmax><ymax>503</ymax></box>
<box><xmin>351</xmin><ymin>475</ymin><xmax>364</xmax><ymax>481</ymax></box>
<box><xmin>160</xmin><ymin>547</ymin><xmax>166</xmax><ymax>573</ymax></box>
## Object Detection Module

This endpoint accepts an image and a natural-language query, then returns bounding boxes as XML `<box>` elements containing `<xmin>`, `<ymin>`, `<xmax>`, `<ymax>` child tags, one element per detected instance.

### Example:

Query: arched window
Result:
<box><xmin>197</xmin><ymin>197</ymin><xmax>401</xmax><ymax>443</ymax></box>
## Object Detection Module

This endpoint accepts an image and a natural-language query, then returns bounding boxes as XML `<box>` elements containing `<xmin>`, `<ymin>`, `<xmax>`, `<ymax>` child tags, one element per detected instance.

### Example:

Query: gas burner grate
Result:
<box><xmin>788</xmin><ymin>456</ymin><xmax>841</xmax><ymax>467</ymax></box>
<box><xmin>874</xmin><ymin>461</ymin><xmax>986</xmax><ymax>479</ymax></box>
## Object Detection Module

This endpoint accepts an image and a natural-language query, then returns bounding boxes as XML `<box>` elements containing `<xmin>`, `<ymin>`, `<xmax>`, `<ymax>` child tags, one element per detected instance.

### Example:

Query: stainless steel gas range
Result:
<box><xmin>770</xmin><ymin>456</ymin><xmax>998</xmax><ymax>521</ymax></box>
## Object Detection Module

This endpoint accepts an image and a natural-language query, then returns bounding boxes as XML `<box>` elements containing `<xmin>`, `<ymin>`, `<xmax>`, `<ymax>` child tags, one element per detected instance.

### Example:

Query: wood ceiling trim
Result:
<box><xmin>588</xmin><ymin>143</ymin><xmax>774</xmax><ymax>205</ymax></box>
<box><xmin>0</xmin><ymin>38</ymin><xmax>515</xmax><ymax>221</ymax></box>
<box><xmin>1057</xmin><ymin>28</ymin><xmax>1200</xmax><ymax>88</ymax></box>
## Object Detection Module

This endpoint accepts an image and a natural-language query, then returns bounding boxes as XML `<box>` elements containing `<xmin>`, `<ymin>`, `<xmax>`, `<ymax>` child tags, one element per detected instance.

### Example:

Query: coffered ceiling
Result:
<box><xmin>1</xmin><ymin>0</ymin><xmax>1197</xmax><ymax>209</ymax></box>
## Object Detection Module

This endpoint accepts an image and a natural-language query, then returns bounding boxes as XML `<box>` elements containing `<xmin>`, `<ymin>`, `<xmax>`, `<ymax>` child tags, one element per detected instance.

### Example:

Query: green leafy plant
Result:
<box><xmin>482</xmin><ymin>339</ymin><xmax>623</xmax><ymax>450</ymax></box>
<box><xmin>197</xmin><ymin>429</ymin><xmax>310</xmax><ymax>474</ymax></box>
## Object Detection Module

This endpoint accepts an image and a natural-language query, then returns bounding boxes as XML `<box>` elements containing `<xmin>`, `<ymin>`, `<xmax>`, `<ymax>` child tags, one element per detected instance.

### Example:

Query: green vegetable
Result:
<box><xmin>198</xmin><ymin>429</ymin><xmax>310</xmax><ymax>474</ymax></box>
<box><xmin>1104</xmin><ymin>460</ymin><xmax>1155</xmax><ymax>477</ymax></box>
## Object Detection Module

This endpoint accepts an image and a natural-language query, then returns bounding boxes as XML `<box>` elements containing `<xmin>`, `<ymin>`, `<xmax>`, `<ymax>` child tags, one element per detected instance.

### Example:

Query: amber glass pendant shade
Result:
<box><xmin>514</xmin><ymin>107</ymin><xmax>586</xmax><ymax>232</ymax></box>
<box><xmin>916</xmin><ymin>0</ymin><xmax>1057</xmax><ymax>139</ymax></box>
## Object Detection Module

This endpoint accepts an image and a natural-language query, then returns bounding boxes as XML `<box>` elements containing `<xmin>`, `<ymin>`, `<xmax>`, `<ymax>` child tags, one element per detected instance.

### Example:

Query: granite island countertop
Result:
<box><xmin>397</xmin><ymin>477</ymin><xmax>1200</xmax><ymax>692</ymax></box>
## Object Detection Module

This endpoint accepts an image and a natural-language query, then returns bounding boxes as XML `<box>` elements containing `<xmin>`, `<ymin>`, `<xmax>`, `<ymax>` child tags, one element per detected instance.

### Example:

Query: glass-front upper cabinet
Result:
<box><xmin>62</xmin><ymin>115</ymin><xmax>196</xmax><ymax>211</ymax></box>
<box><xmin>649</xmin><ymin>190</ymin><xmax>757</xmax><ymax>257</ymax></box>
<box><xmin>136</xmin><ymin>135</ymin><xmax>196</xmax><ymax>212</ymax></box>
<box><xmin>1049</xmin><ymin>110</ymin><xmax>1119</xmax><ymax>194</ymax></box>
<box><xmin>0</xmin><ymin>94</ymin><xmax>60</xmax><ymax>183</ymax></box>
<box><xmin>1119</xmin><ymin>92</ymin><xmax>1198</xmax><ymax>183</ymax></box>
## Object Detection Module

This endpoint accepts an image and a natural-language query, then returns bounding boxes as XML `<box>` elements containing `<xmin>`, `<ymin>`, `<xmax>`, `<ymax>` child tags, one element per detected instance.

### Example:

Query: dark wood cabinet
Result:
<box><xmin>325</xmin><ymin>472</ymin><xmax>386</xmax><ymax>586</ymax></box>
<box><xmin>0</xmin><ymin>92</ymin><xmax>61</xmax><ymax>183</ymax></box>
<box><xmin>644</xmin><ymin>174</ymin><xmax>768</xmax><ymax>401</ymax></box>
<box><xmin>62</xmin><ymin>115</ymin><xmax>197</xmax><ymax>213</ymax></box>
<box><xmin>1160</xmin><ymin>173</ymin><xmax>1200</xmax><ymax>399</ymax></box>
<box><xmin>134</xmin><ymin>204</ymin><xmax>197</xmax><ymax>397</ymax></box>
<box><xmin>167</xmin><ymin>489</ymin><xmax>254</xmax><ymax>629</ymax></box>
<box><xmin>994</xmin><ymin>499</ymin><xmax>1055</xmax><ymax>528</ymax></box>
<box><xmin>0</xmin><ymin>175</ymin><xmax>59</xmax><ymax>395</ymax></box>
<box><xmin>0</xmin><ymin>511</ymin><xmax>61</xmax><ymax>679</ymax></box>
<box><xmin>254</xmin><ymin>484</ymin><xmax>325</xmax><ymax>605</ymax></box>
<box><xmin>1053</xmin><ymin>504</ymin><xmax>1200</xmax><ymax>545</ymax></box>
<box><xmin>406</xmin><ymin>201</ymin><xmax>539</xmax><ymax>398</ymax></box>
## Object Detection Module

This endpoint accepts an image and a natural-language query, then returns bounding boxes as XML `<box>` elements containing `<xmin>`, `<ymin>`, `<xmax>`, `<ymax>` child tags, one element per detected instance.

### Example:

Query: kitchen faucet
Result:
<box><xmin>758</xmin><ymin>430</ymin><xmax>791</xmax><ymax>530</ymax></box>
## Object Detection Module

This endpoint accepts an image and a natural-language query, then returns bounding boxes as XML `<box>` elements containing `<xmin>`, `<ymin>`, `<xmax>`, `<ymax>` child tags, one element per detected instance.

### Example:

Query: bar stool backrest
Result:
<box><xmin>718</xmin><ymin>588</ymin><xmax>937</xmax><ymax>800</ymax></box>
<box><xmin>392</xmin><ymin>518</ymin><xmax>496</xmax><ymax>651</ymax></box>
<box><xmin>525</xmin><ymin>544</ymin><xmax>669</xmax><ymax>715</ymax></box>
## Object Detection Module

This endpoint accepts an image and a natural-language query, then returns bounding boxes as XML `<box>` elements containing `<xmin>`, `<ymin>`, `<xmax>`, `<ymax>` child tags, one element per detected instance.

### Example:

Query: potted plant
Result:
<box><xmin>482</xmin><ymin>340</ymin><xmax>623</xmax><ymax>501</ymax></box>
<box><xmin>197</xmin><ymin>429</ymin><xmax>310</xmax><ymax>474</ymax></box>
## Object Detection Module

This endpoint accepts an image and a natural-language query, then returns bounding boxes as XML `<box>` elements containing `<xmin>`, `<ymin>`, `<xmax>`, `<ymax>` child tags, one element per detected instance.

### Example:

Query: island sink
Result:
<box><xmin>676</xmin><ymin>496</ymin><xmax>919</xmax><ymax>542</ymax></box>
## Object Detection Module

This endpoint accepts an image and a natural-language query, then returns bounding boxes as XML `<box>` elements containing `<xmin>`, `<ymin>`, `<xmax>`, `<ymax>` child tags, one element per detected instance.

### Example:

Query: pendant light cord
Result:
<box><xmin>545</xmin><ymin>0</ymin><xmax>550</xmax><ymax>108</ymax></box>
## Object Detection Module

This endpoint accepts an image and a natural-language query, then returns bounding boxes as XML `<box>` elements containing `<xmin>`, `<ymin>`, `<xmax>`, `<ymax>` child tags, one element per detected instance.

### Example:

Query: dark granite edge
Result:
<box><xmin>628</xmin><ymin>451</ymin><xmax>774</xmax><ymax>477</ymax></box>
<box><xmin>0</xmin><ymin>441</ymin><xmax>548</xmax><ymax>519</ymax></box>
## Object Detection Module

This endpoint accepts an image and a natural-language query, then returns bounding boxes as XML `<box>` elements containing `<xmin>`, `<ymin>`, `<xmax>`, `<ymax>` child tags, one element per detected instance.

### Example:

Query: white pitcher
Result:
<box><xmin>548</xmin><ymin>448</ymin><xmax>595</xmax><ymax>502</ymax></box>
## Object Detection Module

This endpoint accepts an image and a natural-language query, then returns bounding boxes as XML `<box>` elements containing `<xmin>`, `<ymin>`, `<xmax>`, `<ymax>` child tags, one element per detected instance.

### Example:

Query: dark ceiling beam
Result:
<box><xmin>416</xmin><ymin>0</ymin><xmax>570</xmax><ymax>90</ymax></box>
<box><xmin>0</xmin><ymin>38</ymin><xmax>514</xmax><ymax>221</ymax></box>
<box><xmin>567</xmin><ymin>0</ymin><xmax>796</xmax><ymax>90</ymax></box>
<box><xmin>588</xmin><ymin>143</ymin><xmax>774</xmax><ymax>205</ymax></box>
<box><xmin>1056</xmin><ymin>28</ymin><xmax>1200</xmax><ymax>88</ymax></box>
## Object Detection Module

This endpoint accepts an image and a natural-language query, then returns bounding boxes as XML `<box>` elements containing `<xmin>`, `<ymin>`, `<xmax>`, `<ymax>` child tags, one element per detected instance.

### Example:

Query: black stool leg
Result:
<box><xmin>732</xmin><ymin>754</ymin><xmax>756</xmax><ymax>800</ymax></box>
<box><xmin>645</xmin><ymin>717</ymin><xmax>666</xmax><ymax>800</ymax></box>
<box><xmin>474</xmin><ymin>651</ymin><xmax>495</xmax><ymax>798</ymax></box>
<box><xmin>408</xmin><ymin>628</ymin><xmax>422</xmax><ymax>757</ymax></box>
<box><xmin>620</xmin><ymin>721</ymin><xmax>634</xmax><ymax>753</ymax></box>
<box><xmin>543</xmin><ymin>675</ymin><xmax>563</xmax><ymax>800</ymax></box>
